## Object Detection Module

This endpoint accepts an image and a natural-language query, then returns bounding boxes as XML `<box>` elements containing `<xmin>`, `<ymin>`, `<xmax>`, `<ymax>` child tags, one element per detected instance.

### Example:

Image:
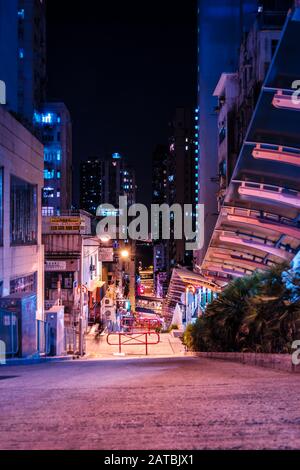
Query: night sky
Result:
<box><xmin>46</xmin><ymin>1</ymin><xmax>197</xmax><ymax>208</ymax></box>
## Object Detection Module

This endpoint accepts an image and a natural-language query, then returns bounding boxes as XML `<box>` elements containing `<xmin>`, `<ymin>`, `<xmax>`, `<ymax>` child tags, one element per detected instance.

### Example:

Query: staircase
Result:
<box><xmin>85</xmin><ymin>330</ymin><xmax>186</xmax><ymax>358</ymax></box>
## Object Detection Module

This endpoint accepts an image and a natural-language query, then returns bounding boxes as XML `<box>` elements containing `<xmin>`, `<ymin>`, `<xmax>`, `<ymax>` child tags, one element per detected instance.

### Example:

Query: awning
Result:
<box><xmin>87</xmin><ymin>280</ymin><xmax>107</xmax><ymax>306</ymax></box>
<box><xmin>163</xmin><ymin>268</ymin><xmax>221</xmax><ymax>320</ymax></box>
<box><xmin>87</xmin><ymin>279</ymin><xmax>106</xmax><ymax>292</ymax></box>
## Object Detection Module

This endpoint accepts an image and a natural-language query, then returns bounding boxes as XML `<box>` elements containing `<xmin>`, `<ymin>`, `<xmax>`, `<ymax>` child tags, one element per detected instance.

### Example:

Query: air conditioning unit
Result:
<box><xmin>104</xmin><ymin>297</ymin><xmax>114</xmax><ymax>307</ymax></box>
<box><xmin>103</xmin><ymin>305</ymin><xmax>116</xmax><ymax>322</ymax></box>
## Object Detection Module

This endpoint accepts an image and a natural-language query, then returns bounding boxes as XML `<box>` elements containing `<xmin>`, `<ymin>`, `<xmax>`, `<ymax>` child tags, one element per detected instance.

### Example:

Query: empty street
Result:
<box><xmin>1</xmin><ymin>357</ymin><xmax>300</xmax><ymax>450</ymax></box>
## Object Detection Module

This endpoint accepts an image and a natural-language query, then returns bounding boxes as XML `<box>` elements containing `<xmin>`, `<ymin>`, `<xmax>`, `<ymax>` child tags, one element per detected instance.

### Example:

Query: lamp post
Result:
<box><xmin>120</xmin><ymin>248</ymin><xmax>130</xmax><ymax>300</ymax></box>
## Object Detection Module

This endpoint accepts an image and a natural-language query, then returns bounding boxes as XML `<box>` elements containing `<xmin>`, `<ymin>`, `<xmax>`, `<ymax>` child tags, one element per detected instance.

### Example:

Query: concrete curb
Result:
<box><xmin>1</xmin><ymin>355</ymin><xmax>74</xmax><ymax>366</ymax></box>
<box><xmin>186</xmin><ymin>351</ymin><xmax>300</xmax><ymax>374</ymax></box>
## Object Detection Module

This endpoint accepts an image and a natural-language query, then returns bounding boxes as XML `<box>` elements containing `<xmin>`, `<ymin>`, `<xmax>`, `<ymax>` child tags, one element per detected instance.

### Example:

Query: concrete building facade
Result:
<box><xmin>0</xmin><ymin>106</ymin><xmax>44</xmax><ymax>317</ymax></box>
<box><xmin>213</xmin><ymin>73</ymin><xmax>239</xmax><ymax>211</ymax></box>
<box><xmin>42</xmin><ymin>211</ymin><xmax>103</xmax><ymax>327</ymax></box>
<box><xmin>212</xmin><ymin>3</ymin><xmax>292</xmax><ymax>222</ymax></box>
<box><xmin>196</xmin><ymin>0</ymin><xmax>258</xmax><ymax>265</ymax></box>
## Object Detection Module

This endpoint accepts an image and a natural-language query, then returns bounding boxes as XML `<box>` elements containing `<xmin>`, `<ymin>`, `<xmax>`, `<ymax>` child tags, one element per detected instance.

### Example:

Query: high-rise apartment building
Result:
<box><xmin>196</xmin><ymin>0</ymin><xmax>258</xmax><ymax>265</ymax></box>
<box><xmin>17</xmin><ymin>0</ymin><xmax>46</xmax><ymax>123</ymax></box>
<box><xmin>0</xmin><ymin>0</ymin><xmax>18</xmax><ymax>112</ymax></box>
<box><xmin>169</xmin><ymin>108</ymin><xmax>196</xmax><ymax>268</ymax></box>
<box><xmin>80</xmin><ymin>153</ymin><xmax>136</xmax><ymax>214</ymax></box>
<box><xmin>152</xmin><ymin>109</ymin><xmax>196</xmax><ymax>296</ymax></box>
<box><xmin>0</xmin><ymin>0</ymin><xmax>46</xmax><ymax>125</ymax></box>
<box><xmin>152</xmin><ymin>144</ymin><xmax>171</xmax><ymax>296</ymax></box>
<box><xmin>201</xmin><ymin>2</ymin><xmax>299</xmax><ymax>283</ymax></box>
<box><xmin>0</xmin><ymin>2</ymin><xmax>72</xmax><ymax>215</ymax></box>
<box><xmin>213</xmin><ymin>1</ymin><xmax>292</xmax><ymax>211</ymax></box>
<box><xmin>35</xmin><ymin>103</ymin><xmax>73</xmax><ymax>215</ymax></box>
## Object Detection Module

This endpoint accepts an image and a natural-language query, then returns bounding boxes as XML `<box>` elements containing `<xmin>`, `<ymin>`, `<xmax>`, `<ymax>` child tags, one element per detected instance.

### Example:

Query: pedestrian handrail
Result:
<box><xmin>107</xmin><ymin>332</ymin><xmax>160</xmax><ymax>355</ymax></box>
<box><xmin>121</xmin><ymin>316</ymin><xmax>161</xmax><ymax>333</ymax></box>
<box><xmin>136</xmin><ymin>318</ymin><xmax>162</xmax><ymax>331</ymax></box>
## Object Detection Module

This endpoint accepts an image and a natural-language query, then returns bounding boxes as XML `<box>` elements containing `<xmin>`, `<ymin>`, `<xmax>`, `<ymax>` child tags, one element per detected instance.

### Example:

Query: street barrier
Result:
<box><xmin>121</xmin><ymin>316</ymin><xmax>161</xmax><ymax>333</ymax></box>
<box><xmin>107</xmin><ymin>332</ymin><xmax>160</xmax><ymax>355</ymax></box>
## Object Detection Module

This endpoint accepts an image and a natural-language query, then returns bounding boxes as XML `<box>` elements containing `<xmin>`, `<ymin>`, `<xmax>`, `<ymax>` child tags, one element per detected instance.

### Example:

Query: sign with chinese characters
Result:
<box><xmin>99</xmin><ymin>247</ymin><xmax>114</xmax><ymax>262</ymax></box>
<box><xmin>45</xmin><ymin>260</ymin><xmax>67</xmax><ymax>271</ymax></box>
<box><xmin>49</xmin><ymin>217</ymin><xmax>85</xmax><ymax>232</ymax></box>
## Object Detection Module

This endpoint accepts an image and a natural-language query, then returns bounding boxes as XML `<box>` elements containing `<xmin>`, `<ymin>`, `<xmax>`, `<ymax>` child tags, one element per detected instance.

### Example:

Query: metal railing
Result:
<box><xmin>107</xmin><ymin>332</ymin><xmax>160</xmax><ymax>355</ymax></box>
<box><xmin>121</xmin><ymin>316</ymin><xmax>162</xmax><ymax>334</ymax></box>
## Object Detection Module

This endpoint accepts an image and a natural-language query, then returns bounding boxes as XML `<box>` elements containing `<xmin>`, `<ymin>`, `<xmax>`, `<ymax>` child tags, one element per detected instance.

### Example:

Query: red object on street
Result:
<box><xmin>107</xmin><ymin>332</ymin><xmax>160</xmax><ymax>355</ymax></box>
<box><xmin>120</xmin><ymin>315</ymin><xmax>162</xmax><ymax>333</ymax></box>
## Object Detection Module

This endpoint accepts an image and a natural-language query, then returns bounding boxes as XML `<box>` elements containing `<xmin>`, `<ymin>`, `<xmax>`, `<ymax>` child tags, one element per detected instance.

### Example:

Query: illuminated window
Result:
<box><xmin>42</xmin><ymin>113</ymin><xmax>52</xmax><ymax>124</ymax></box>
<box><xmin>43</xmin><ymin>187</ymin><xmax>54</xmax><ymax>198</ymax></box>
<box><xmin>44</xmin><ymin>169</ymin><xmax>55</xmax><ymax>179</ymax></box>
<box><xmin>112</xmin><ymin>152</ymin><xmax>121</xmax><ymax>159</ymax></box>
<box><xmin>42</xmin><ymin>206</ymin><xmax>54</xmax><ymax>216</ymax></box>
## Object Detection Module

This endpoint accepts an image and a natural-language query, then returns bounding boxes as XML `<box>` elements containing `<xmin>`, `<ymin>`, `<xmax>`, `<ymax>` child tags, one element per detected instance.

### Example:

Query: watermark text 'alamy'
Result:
<box><xmin>96</xmin><ymin>197</ymin><xmax>204</xmax><ymax>251</ymax></box>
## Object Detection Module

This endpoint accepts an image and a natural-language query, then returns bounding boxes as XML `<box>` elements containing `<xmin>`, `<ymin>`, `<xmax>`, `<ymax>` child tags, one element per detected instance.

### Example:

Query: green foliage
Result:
<box><xmin>166</xmin><ymin>324</ymin><xmax>179</xmax><ymax>333</ymax></box>
<box><xmin>183</xmin><ymin>263</ymin><xmax>300</xmax><ymax>353</ymax></box>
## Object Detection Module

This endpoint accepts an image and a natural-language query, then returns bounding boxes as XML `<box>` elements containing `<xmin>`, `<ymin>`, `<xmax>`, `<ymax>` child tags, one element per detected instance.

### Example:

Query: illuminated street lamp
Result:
<box><xmin>120</xmin><ymin>249</ymin><xmax>130</xmax><ymax>259</ymax></box>
<box><xmin>99</xmin><ymin>233</ymin><xmax>111</xmax><ymax>243</ymax></box>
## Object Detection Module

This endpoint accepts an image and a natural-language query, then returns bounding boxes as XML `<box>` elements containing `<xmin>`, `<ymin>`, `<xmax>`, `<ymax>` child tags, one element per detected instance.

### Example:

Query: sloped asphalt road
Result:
<box><xmin>0</xmin><ymin>356</ymin><xmax>300</xmax><ymax>450</ymax></box>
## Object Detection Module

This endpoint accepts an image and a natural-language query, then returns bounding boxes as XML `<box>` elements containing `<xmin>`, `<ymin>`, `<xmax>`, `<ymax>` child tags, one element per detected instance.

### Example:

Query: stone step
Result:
<box><xmin>85</xmin><ymin>332</ymin><xmax>185</xmax><ymax>357</ymax></box>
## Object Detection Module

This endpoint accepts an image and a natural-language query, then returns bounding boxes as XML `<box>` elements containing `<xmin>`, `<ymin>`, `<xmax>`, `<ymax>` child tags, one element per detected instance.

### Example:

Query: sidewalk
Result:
<box><xmin>85</xmin><ymin>331</ymin><xmax>186</xmax><ymax>358</ymax></box>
